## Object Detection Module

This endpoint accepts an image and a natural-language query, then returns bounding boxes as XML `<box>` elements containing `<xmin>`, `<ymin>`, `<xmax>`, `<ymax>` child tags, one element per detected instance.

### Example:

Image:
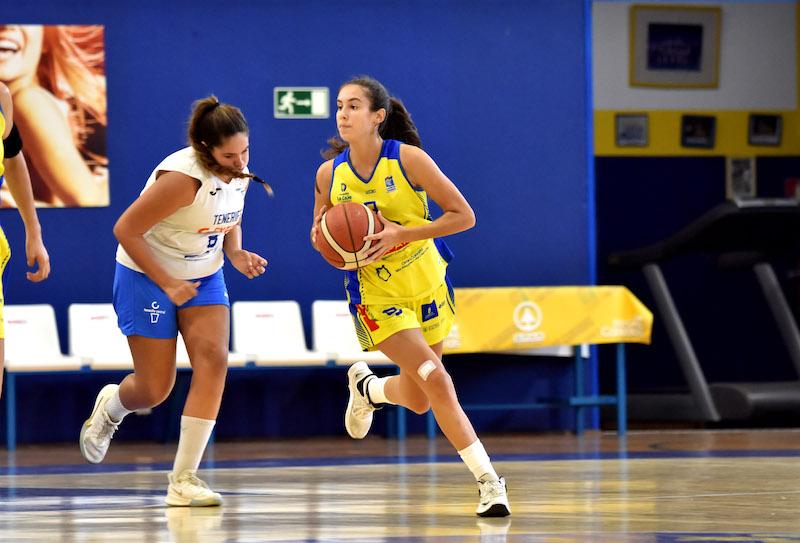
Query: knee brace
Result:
<box><xmin>416</xmin><ymin>360</ymin><xmax>438</xmax><ymax>381</ymax></box>
<box><xmin>3</xmin><ymin>124</ymin><xmax>22</xmax><ymax>158</ymax></box>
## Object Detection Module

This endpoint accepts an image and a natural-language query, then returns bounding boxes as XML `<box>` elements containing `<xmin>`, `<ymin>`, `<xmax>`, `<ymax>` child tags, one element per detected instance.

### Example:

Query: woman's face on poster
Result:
<box><xmin>0</xmin><ymin>25</ymin><xmax>44</xmax><ymax>85</ymax></box>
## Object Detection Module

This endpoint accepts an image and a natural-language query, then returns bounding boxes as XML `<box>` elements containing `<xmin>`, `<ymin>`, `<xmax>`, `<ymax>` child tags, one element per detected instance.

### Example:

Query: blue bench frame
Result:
<box><xmin>4</xmin><ymin>345</ymin><xmax>626</xmax><ymax>450</ymax></box>
<box><xmin>423</xmin><ymin>343</ymin><xmax>628</xmax><ymax>438</ymax></box>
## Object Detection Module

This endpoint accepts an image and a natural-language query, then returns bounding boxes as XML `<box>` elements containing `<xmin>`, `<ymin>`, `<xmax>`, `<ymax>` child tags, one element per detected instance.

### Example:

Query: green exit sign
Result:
<box><xmin>273</xmin><ymin>87</ymin><xmax>329</xmax><ymax>119</ymax></box>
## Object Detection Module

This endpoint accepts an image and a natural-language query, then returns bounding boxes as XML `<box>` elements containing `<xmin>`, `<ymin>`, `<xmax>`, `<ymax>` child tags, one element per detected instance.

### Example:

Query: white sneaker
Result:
<box><xmin>476</xmin><ymin>475</ymin><xmax>511</xmax><ymax>517</ymax></box>
<box><xmin>165</xmin><ymin>471</ymin><xmax>223</xmax><ymax>507</ymax></box>
<box><xmin>345</xmin><ymin>361</ymin><xmax>378</xmax><ymax>439</ymax></box>
<box><xmin>79</xmin><ymin>384</ymin><xmax>121</xmax><ymax>464</ymax></box>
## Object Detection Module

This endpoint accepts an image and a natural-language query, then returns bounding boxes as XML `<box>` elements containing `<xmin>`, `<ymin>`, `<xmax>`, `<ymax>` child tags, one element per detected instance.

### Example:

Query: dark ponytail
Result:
<box><xmin>322</xmin><ymin>76</ymin><xmax>421</xmax><ymax>160</ymax></box>
<box><xmin>188</xmin><ymin>95</ymin><xmax>273</xmax><ymax>196</ymax></box>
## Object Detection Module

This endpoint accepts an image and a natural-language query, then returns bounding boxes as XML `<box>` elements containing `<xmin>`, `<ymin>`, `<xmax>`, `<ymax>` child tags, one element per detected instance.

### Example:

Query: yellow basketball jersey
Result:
<box><xmin>330</xmin><ymin>139</ymin><xmax>452</xmax><ymax>304</ymax></box>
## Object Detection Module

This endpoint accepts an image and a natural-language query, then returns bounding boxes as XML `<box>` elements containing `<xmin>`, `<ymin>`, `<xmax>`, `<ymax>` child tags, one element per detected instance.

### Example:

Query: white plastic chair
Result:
<box><xmin>232</xmin><ymin>300</ymin><xmax>329</xmax><ymax>366</ymax></box>
<box><xmin>4</xmin><ymin>304</ymin><xmax>83</xmax><ymax>372</ymax></box>
<box><xmin>68</xmin><ymin>303</ymin><xmax>200</xmax><ymax>369</ymax></box>
<box><xmin>311</xmin><ymin>300</ymin><xmax>391</xmax><ymax>366</ymax></box>
<box><xmin>3</xmin><ymin>304</ymin><xmax>84</xmax><ymax>452</ymax></box>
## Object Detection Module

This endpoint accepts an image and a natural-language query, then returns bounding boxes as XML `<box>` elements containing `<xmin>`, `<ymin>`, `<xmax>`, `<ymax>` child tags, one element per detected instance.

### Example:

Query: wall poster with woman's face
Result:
<box><xmin>0</xmin><ymin>24</ymin><xmax>108</xmax><ymax>208</ymax></box>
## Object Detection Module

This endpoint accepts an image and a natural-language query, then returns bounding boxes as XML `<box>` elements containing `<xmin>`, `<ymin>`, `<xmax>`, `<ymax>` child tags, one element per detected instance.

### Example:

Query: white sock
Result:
<box><xmin>104</xmin><ymin>389</ymin><xmax>132</xmax><ymax>423</ymax></box>
<box><xmin>365</xmin><ymin>376</ymin><xmax>395</xmax><ymax>405</ymax></box>
<box><xmin>171</xmin><ymin>416</ymin><xmax>216</xmax><ymax>476</ymax></box>
<box><xmin>458</xmin><ymin>439</ymin><xmax>499</xmax><ymax>481</ymax></box>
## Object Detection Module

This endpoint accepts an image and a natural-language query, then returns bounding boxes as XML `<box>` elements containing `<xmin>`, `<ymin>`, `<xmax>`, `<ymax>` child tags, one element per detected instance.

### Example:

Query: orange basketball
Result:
<box><xmin>317</xmin><ymin>202</ymin><xmax>384</xmax><ymax>270</ymax></box>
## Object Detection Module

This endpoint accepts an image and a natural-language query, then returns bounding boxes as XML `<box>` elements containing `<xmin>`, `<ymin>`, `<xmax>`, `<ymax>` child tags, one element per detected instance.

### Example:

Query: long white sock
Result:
<box><xmin>458</xmin><ymin>439</ymin><xmax>499</xmax><ymax>481</ymax></box>
<box><xmin>171</xmin><ymin>416</ymin><xmax>216</xmax><ymax>476</ymax></box>
<box><xmin>365</xmin><ymin>376</ymin><xmax>395</xmax><ymax>405</ymax></box>
<box><xmin>104</xmin><ymin>389</ymin><xmax>132</xmax><ymax>423</ymax></box>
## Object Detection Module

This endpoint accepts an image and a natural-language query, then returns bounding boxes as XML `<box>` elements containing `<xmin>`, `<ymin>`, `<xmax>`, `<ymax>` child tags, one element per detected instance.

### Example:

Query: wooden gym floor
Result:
<box><xmin>2</xmin><ymin>429</ymin><xmax>800</xmax><ymax>542</ymax></box>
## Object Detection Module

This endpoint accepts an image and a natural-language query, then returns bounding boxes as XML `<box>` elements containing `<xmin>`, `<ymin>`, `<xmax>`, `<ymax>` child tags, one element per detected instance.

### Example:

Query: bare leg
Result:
<box><xmin>118</xmin><ymin>336</ymin><xmax>179</xmax><ymax>410</ymax></box>
<box><xmin>377</xmin><ymin>329</ymin><xmax>477</xmax><ymax>450</ymax></box>
<box><xmin>177</xmin><ymin>305</ymin><xmax>229</xmax><ymax>419</ymax></box>
<box><xmin>163</xmin><ymin>304</ymin><xmax>228</xmax><ymax>507</ymax></box>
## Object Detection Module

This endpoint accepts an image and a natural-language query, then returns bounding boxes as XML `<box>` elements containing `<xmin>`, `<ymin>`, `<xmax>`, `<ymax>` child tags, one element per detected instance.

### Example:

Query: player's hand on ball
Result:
<box><xmin>310</xmin><ymin>205</ymin><xmax>327</xmax><ymax>250</ymax></box>
<box><xmin>230</xmin><ymin>249</ymin><xmax>268</xmax><ymax>279</ymax></box>
<box><xmin>164</xmin><ymin>279</ymin><xmax>201</xmax><ymax>306</ymax></box>
<box><xmin>363</xmin><ymin>211</ymin><xmax>404</xmax><ymax>263</ymax></box>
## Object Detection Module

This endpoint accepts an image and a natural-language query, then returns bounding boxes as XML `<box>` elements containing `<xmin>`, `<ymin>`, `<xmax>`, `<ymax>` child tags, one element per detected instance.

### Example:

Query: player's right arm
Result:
<box><xmin>113</xmin><ymin>171</ymin><xmax>201</xmax><ymax>305</ymax></box>
<box><xmin>0</xmin><ymin>82</ymin><xmax>50</xmax><ymax>283</ymax></box>
<box><xmin>310</xmin><ymin>160</ymin><xmax>333</xmax><ymax>251</ymax></box>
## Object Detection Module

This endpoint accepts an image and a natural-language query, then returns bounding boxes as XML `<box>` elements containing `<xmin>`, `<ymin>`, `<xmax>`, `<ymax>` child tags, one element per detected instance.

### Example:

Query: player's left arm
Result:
<box><xmin>364</xmin><ymin>144</ymin><xmax>475</xmax><ymax>258</ymax></box>
<box><xmin>0</xmin><ymin>83</ymin><xmax>50</xmax><ymax>282</ymax></box>
<box><xmin>223</xmin><ymin>201</ymin><xmax>267</xmax><ymax>280</ymax></box>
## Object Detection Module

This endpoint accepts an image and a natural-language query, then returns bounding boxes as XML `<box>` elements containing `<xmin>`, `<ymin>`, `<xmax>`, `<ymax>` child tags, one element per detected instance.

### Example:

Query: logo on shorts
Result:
<box><xmin>421</xmin><ymin>301</ymin><xmax>438</xmax><ymax>322</ymax></box>
<box><xmin>376</xmin><ymin>265</ymin><xmax>392</xmax><ymax>281</ymax></box>
<box><xmin>384</xmin><ymin>176</ymin><xmax>396</xmax><ymax>193</ymax></box>
<box><xmin>144</xmin><ymin>301</ymin><xmax>166</xmax><ymax>324</ymax></box>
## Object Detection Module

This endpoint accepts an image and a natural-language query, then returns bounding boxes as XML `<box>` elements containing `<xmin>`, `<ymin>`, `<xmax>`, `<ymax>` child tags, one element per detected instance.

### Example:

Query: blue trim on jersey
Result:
<box><xmin>347</xmin><ymin>139</ymin><xmax>387</xmax><ymax>184</ymax></box>
<box><xmin>384</xmin><ymin>139</ymin><xmax>400</xmax><ymax>159</ymax></box>
<box><xmin>434</xmin><ymin>238</ymin><xmax>454</xmax><ymax>263</ymax></box>
<box><xmin>0</xmin><ymin>175</ymin><xmax>4</xmax><ymax>190</ymax></box>
<box><xmin>113</xmin><ymin>263</ymin><xmax>229</xmax><ymax>339</ymax></box>
<box><xmin>385</xmin><ymin>139</ymin><xmax>421</xmax><ymax>192</ymax></box>
<box><xmin>344</xmin><ymin>269</ymin><xmax>362</xmax><ymax>304</ymax></box>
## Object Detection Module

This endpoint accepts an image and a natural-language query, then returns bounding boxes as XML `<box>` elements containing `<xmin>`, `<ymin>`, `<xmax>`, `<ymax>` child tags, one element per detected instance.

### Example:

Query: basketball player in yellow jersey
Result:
<box><xmin>0</xmin><ymin>81</ymin><xmax>51</xmax><ymax>399</ymax></box>
<box><xmin>311</xmin><ymin>76</ymin><xmax>510</xmax><ymax>517</ymax></box>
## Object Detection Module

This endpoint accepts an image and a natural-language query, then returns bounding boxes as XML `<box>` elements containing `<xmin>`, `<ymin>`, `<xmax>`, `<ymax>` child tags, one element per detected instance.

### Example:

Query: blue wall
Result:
<box><xmin>1</xmin><ymin>1</ymin><xmax>592</xmax><ymax>440</ymax></box>
<box><xmin>3</xmin><ymin>0</ymin><xmax>590</xmax><ymax>346</ymax></box>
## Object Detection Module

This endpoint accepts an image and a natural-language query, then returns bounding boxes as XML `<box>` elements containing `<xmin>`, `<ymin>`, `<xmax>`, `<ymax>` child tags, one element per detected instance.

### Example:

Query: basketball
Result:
<box><xmin>317</xmin><ymin>202</ymin><xmax>384</xmax><ymax>270</ymax></box>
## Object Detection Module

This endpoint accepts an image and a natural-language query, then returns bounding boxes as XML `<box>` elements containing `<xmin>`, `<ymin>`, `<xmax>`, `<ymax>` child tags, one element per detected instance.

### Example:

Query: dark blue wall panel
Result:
<box><xmin>0</xmin><ymin>1</ymin><xmax>592</xmax><ymax>440</ymax></box>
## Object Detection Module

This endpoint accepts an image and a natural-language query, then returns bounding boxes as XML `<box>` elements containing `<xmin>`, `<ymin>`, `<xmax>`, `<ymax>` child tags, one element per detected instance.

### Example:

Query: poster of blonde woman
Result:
<box><xmin>0</xmin><ymin>24</ymin><xmax>107</xmax><ymax>207</ymax></box>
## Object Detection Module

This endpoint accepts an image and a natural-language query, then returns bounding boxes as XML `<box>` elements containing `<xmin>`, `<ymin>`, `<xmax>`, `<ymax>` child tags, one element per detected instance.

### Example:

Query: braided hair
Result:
<box><xmin>188</xmin><ymin>95</ymin><xmax>273</xmax><ymax>195</ymax></box>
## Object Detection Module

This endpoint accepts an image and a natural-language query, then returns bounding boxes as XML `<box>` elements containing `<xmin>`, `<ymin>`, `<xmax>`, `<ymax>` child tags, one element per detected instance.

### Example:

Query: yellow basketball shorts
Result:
<box><xmin>349</xmin><ymin>279</ymin><xmax>456</xmax><ymax>351</ymax></box>
<box><xmin>0</xmin><ymin>227</ymin><xmax>10</xmax><ymax>339</ymax></box>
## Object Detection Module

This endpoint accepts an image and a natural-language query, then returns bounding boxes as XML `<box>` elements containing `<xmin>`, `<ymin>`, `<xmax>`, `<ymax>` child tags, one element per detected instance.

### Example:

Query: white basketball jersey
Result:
<box><xmin>116</xmin><ymin>147</ymin><xmax>248</xmax><ymax>279</ymax></box>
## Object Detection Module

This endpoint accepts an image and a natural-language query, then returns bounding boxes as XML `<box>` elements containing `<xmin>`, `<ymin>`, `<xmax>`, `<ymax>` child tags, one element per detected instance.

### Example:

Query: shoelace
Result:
<box><xmin>95</xmin><ymin>412</ymin><xmax>120</xmax><ymax>441</ymax></box>
<box><xmin>478</xmin><ymin>479</ymin><xmax>505</xmax><ymax>502</ymax></box>
<box><xmin>178</xmin><ymin>472</ymin><xmax>210</xmax><ymax>490</ymax></box>
<box><xmin>351</xmin><ymin>394</ymin><xmax>374</xmax><ymax>418</ymax></box>
<box><xmin>352</xmin><ymin>373</ymin><xmax>376</xmax><ymax>417</ymax></box>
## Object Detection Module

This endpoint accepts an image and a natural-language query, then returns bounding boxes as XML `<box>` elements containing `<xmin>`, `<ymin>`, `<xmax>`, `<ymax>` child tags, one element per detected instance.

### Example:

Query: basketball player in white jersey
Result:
<box><xmin>79</xmin><ymin>96</ymin><xmax>270</xmax><ymax>506</ymax></box>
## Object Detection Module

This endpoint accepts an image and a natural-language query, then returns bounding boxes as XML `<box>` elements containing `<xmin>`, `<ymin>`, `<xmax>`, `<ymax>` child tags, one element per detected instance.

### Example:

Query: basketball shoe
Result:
<box><xmin>345</xmin><ymin>361</ymin><xmax>379</xmax><ymax>439</ymax></box>
<box><xmin>476</xmin><ymin>475</ymin><xmax>511</xmax><ymax>517</ymax></box>
<box><xmin>166</xmin><ymin>470</ymin><xmax>223</xmax><ymax>507</ymax></box>
<box><xmin>79</xmin><ymin>384</ymin><xmax>121</xmax><ymax>464</ymax></box>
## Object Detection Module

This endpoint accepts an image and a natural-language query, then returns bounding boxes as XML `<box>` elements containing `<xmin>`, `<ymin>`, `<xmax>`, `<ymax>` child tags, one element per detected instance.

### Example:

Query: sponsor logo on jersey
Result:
<box><xmin>421</xmin><ymin>301</ymin><xmax>438</xmax><ymax>322</ymax></box>
<box><xmin>144</xmin><ymin>301</ymin><xmax>166</xmax><ymax>324</ymax></box>
<box><xmin>384</xmin><ymin>176</ymin><xmax>396</xmax><ymax>193</ymax></box>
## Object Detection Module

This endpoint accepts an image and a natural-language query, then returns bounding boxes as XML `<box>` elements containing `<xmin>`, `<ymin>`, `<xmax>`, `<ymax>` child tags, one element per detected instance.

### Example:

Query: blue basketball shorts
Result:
<box><xmin>113</xmin><ymin>262</ymin><xmax>229</xmax><ymax>339</ymax></box>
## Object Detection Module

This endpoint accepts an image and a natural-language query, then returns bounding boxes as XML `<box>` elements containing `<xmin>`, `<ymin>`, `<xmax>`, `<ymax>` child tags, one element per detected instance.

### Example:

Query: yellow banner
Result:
<box><xmin>443</xmin><ymin>286</ymin><xmax>652</xmax><ymax>354</ymax></box>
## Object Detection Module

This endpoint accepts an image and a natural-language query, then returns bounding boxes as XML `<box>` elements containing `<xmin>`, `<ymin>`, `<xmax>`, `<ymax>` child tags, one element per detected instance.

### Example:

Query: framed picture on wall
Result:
<box><xmin>748</xmin><ymin>114</ymin><xmax>782</xmax><ymax>146</ymax></box>
<box><xmin>726</xmin><ymin>157</ymin><xmax>757</xmax><ymax>201</ymax></box>
<box><xmin>629</xmin><ymin>5</ymin><xmax>721</xmax><ymax>88</ymax></box>
<box><xmin>615</xmin><ymin>114</ymin><xmax>648</xmax><ymax>147</ymax></box>
<box><xmin>681</xmin><ymin>115</ymin><xmax>716</xmax><ymax>148</ymax></box>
